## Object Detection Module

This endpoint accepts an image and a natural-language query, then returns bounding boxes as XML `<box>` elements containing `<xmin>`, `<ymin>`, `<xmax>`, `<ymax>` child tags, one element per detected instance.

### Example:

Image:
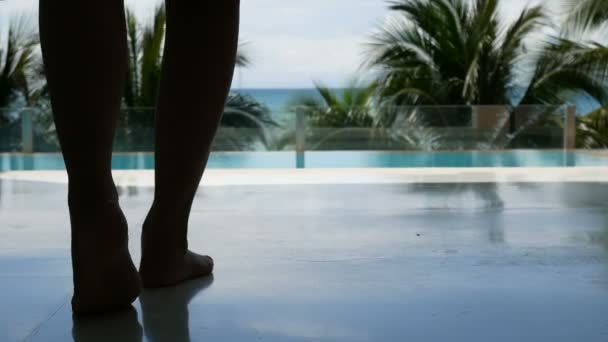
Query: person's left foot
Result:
<box><xmin>70</xmin><ymin>200</ymin><xmax>141</xmax><ymax>316</ymax></box>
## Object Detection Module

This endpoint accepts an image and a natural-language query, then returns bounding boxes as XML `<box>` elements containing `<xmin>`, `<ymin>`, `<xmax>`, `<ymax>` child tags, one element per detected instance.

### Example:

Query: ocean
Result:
<box><xmin>233</xmin><ymin>88</ymin><xmax>322</xmax><ymax>125</ymax></box>
<box><xmin>234</xmin><ymin>88</ymin><xmax>320</xmax><ymax>110</ymax></box>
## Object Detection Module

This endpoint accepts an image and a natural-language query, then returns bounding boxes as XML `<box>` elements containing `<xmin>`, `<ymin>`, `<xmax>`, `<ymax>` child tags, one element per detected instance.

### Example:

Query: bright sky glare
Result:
<box><xmin>1</xmin><ymin>0</ymin><xmax>568</xmax><ymax>89</ymax></box>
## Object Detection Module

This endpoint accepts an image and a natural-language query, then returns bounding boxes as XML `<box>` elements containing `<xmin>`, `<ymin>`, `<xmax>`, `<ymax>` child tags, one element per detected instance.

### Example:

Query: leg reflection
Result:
<box><xmin>72</xmin><ymin>306</ymin><xmax>143</xmax><ymax>342</ymax></box>
<box><xmin>140</xmin><ymin>276</ymin><xmax>214</xmax><ymax>342</ymax></box>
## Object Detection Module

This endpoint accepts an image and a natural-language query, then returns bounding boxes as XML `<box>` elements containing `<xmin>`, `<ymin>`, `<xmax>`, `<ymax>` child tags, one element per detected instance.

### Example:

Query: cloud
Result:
<box><xmin>235</xmin><ymin>35</ymin><xmax>368</xmax><ymax>89</ymax></box>
<box><xmin>236</xmin><ymin>0</ymin><xmax>389</xmax><ymax>88</ymax></box>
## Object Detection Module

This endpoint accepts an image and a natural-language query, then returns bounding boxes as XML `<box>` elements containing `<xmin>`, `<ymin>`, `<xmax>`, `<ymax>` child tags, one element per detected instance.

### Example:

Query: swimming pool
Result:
<box><xmin>2</xmin><ymin>151</ymin><xmax>608</xmax><ymax>171</ymax></box>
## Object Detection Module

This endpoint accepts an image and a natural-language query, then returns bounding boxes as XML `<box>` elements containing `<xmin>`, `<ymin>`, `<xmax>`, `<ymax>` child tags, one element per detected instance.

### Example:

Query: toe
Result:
<box><xmin>187</xmin><ymin>252</ymin><xmax>214</xmax><ymax>278</ymax></box>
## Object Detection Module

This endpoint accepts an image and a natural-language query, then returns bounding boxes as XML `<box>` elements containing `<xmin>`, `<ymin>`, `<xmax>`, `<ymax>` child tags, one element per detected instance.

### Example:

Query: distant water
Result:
<box><xmin>234</xmin><ymin>88</ymin><xmax>321</xmax><ymax>110</ymax></box>
<box><xmin>233</xmin><ymin>88</ymin><xmax>322</xmax><ymax>125</ymax></box>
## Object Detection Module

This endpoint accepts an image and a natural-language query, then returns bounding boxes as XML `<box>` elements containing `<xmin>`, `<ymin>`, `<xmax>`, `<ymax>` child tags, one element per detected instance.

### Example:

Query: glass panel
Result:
<box><xmin>0</xmin><ymin>108</ymin><xmax>23</xmax><ymax>152</ymax></box>
<box><xmin>115</xmin><ymin>108</ymin><xmax>155</xmax><ymax>152</ymax></box>
<box><xmin>111</xmin><ymin>106</ymin><xmax>295</xmax><ymax>153</ymax></box>
<box><xmin>32</xmin><ymin>107</ymin><xmax>62</xmax><ymax>152</ymax></box>
<box><xmin>301</xmin><ymin>105</ymin><xmax>566</xmax><ymax>152</ymax></box>
<box><xmin>216</xmin><ymin>105</ymin><xmax>295</xmax><ymax>152</ymax></box>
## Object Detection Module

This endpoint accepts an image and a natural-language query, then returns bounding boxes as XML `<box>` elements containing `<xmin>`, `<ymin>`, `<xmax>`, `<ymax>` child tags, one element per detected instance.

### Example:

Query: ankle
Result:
<box><xmin>68</xmin><ymin>187</ymin><xmax>118</xmax><ymax>209</ymax></box>
<box><xmin>69</xmin><ymin>200</ymin><xmax>128</xmax><ymax>251</ymax></box>
<box><xmin>141</xmin><ymin>211</ymin><xmax>189</xmax><ymax>260</ymax></box>
<box><xmin>148</xmin><ymin>197</ymin><xmax>192</xmax><ymax>218</ymax></box>
<box><xmin>67</xmin><ymin>174</ymin><xmax>118</xmax><ymax>205</ymax></box>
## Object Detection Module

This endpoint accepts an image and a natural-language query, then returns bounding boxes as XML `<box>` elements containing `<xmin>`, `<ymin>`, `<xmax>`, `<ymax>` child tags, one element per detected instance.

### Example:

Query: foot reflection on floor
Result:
<box><xmin>140</xmin><ymin>277</ymin><xmax>214</xmax><ymax>342</ymax></box>
<box><xmin>72</xmin><ymin>308</ymin><xmax>142</xmax><ymax>342</ymax></box>
<box><xmin>71</xmin><ymin>277</ymin><xmax>214</xmax><ymax>342</ymax></box>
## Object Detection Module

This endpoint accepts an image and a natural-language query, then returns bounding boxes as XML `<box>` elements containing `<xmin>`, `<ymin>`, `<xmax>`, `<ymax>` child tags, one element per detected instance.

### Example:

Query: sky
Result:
<box><xmin>0</xmin><ymin>0</ymin><xmax>564</xmax><ymax>89</ymax></box>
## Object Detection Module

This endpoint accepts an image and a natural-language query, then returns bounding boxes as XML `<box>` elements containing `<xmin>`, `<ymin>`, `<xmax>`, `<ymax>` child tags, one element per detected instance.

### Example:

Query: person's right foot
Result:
<box><xmin>70</xmin><ymin>199</ymin><xmax>141</xmax><ymax>316</ymax></box>
<box><xmin>140</xmin><ymin>249</ymin><xmax>214</xmax><ymax>289</ymax></box>
<box><xmin>139</xmin><ymin>211</ymin><xmax>214</xmax><ymax>289</ymax></box>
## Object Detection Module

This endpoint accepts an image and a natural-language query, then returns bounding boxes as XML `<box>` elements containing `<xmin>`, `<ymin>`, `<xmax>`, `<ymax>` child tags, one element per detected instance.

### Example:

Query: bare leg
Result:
<box><xmin>139</xmin><ymin>1</ymin><xmax>240</xmax><ymax>288</ymax></box>
<box><xmin>39</xmin><ymin>0</ymin><xmax>140</xmax><ymax>315</ymax></box>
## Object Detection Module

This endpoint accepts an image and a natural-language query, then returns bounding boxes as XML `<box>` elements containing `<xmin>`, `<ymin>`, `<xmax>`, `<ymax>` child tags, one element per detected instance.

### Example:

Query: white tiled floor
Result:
<box><xmin>2</xmin><ymin>170</ymin><xmax>608</xmax><ymax>341</ymax></box>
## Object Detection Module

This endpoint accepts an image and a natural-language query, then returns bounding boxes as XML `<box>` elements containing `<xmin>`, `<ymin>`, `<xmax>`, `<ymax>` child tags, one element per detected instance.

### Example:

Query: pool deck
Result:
<box><xmin>2</xmin><ymin>168</ymin><xmax>608</xmax><ymax>341</ymax></box>
<box><xmin>4</xmin><ymin>166</ymin><xmax>608</xmax><ymax>186</ymax></box>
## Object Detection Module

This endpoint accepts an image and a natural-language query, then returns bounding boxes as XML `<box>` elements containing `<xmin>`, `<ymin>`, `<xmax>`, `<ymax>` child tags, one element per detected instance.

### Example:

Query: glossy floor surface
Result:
<box><xmin>1</xmin><ymin>173</ymin><xmax>608</xmax><ymax>341</ymax></box>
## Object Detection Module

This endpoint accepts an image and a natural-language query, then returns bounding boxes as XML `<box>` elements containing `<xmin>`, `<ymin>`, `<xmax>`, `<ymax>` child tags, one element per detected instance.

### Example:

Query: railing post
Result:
<box><xmin>564</xmin><ymin>105</ymin><xmax>576</xmax><ymax>150</ymax></box>
<box><xmin>295</xmin><ymin>107</ymin><xmax>306</xmax><ymax>169</ymax></box>
<box><xmin>21</xmin><ymin>108</ymin><xmax>34</xmax><ymax>154</ymax></box>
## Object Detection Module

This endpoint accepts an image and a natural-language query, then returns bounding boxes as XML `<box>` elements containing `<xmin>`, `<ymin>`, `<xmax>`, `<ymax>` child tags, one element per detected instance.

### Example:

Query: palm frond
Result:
<box><xmin>236</xmin><ymin>42</ymin><xmax>251</xmax><ymax>68</ymax></box>
<box><xmin>139</xmin><ymin>5</ymin><xmax>166</xmax><ymax>108</ymax></box>
<box><xmin>564</xmin><ymin>0</ymin><xmax>608</xmax><ymax>33</ymax></box>
<box><xmin>522</xmin><ymin>38</ymin><xmax>608</xmax><ymax>106</ymax></box>
<box><xmin>577</xmin><ymin>105</ymin><xmax>608</xmax><ymax>148</ymax></box>
<box><xmin>219</xmin><ymin>93</ymin><xmax>278</xmax><ymax>149</ymax></box>
<box><xmin>124</xmin><ymin>8</ymin><xmax>141</xmax><ymax>108</ymax></box>
<box><xmin>0</xmin><ymin>14</ymin><xmax>40</xmax><ymax>121</ymax></box>
<box><xmin>292</xmin><ymin>81</ymin><xmax>377</xmax><ymax>128</ymax></box>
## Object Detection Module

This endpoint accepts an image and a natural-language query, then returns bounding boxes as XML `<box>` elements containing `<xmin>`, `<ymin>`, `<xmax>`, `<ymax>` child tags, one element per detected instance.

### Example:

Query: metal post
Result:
<box><xmin>564</xmin><ymin>105</ymin><xmax>576</xmax><ymax>150</ymax></box>
<box><xmin>21</xmin><ymin>109</ymin><xmax>34</xmax><ymax>154</ymax></box>
<box><xmin>295</xmin><ymin>107</ymin><xmax>306</xmax><ymax>169</ymax></box>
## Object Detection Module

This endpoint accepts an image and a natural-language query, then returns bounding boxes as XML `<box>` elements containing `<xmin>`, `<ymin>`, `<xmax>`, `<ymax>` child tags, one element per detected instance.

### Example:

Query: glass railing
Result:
<box><xmin>0</xmin><ymin>104</ymin><xmax>596</xmax><ymax>170</ymax></box>
<box><xmin>111</xmin><ymin>107</ymin><xmax>297</xmax><ymax>153</ymax></box>
<box><xmin>298</xmin><ymin>105</ymin><xmax>572</xmax><ymax>151</ymax></box>
<box><xmin>0</xmin><ymin>105</ymin><xmax>576</xmax><ymax>153</ymax></box>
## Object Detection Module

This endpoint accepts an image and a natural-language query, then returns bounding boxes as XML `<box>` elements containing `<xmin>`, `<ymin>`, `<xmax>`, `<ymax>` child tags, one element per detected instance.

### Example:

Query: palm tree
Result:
<box><xmin>286</xmin><ymin>82</ymin><xmax>439</xmax><ymax>150</ymax></box>
<box><xmin>369</xmin><ymin>0</ymin><xmax>534</xmax><ymax>106</ymax></box>
<box><xmin>119</xmin><ymin>6</ymin><xmax>275</xmax><ymax>151</ymax></box>
<box><xmin>367</xmin><ymin>0</ymin><xmax>608</xmax><ymax>113</ymax></box>
<box><xmin>295</xmin><ymin>82</ymin><xmax>377</xmax><ymax>128</ymax></box>
<box><xmin>124</xmin><ymin>6</ymin><xmax>166</xmax><ymax>109</ymax></box>
<box><xmin>116</xmin><ymin>6</ymin><xmax>168</xmax><ymax>149</ymax></box>
<box><xmin>285</xmin><ymin>82</ymin><xmax>376</xmax><ymax>150</ymax></box>
<box><xmin>563</xmin><ymin>0</ymin><xmax>608</xmax><ymax>148</ymax></box>
<box><xmin>124</xmin><ymin>6</ymin><xmax>251</xmax><ymax>109</ymax></box>
<box><xmin>366</xmin><ymin>0</ymin><xmax>608</xmax><ymax>149</ymax></box>
<box><xmin>0</xmin><ymin>15</ymin><xmax>40</xmax><ymax>124</ymax></box>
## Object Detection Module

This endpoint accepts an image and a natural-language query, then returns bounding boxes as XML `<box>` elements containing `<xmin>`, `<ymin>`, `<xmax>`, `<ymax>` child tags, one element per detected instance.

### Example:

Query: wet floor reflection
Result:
<box><xmin>585</xmin><ymin>212</ymin><xmax>608</xmax><ymax>252</ymax></box>
<box><xmin>0</xmin><ymin>178</ymin><xmax>4</xmax><ymax>209</ymax></box>
<box><xmin>72</xmin><ymin>308</ymin><xmax>142</xmax><ymax>342</ymax></box>
<box><xmin>405</xmin><ymin>182</ymin><xmax>505</xmax><ymax>210</ymax></box>
<box><xmin>116</xmin><ymin>185</ymin><xmax>141</xmax><ymax>198</ymax></box>
<box><xmin>70</xmin><ymin>276</ymin><xmax>214</xmax><ymax>342</ymax></box>
<box><xmin>140</xmin><ymin>276</ymin><xmax>214</xmax><ymax>342</ymax></box>
<box><xmin>404</xmin><ymin>183</ymin><xmax>506</xmax><ymax>244</ymax></box>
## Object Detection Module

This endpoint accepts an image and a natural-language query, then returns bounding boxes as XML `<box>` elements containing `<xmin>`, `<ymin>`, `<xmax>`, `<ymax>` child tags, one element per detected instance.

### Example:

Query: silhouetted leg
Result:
<box><xmin>40</xmin><ymin>0</ymin><xmax>141</xmax><ymax>315</ymax></box>
<box><xmin>139</xmin><ymin>1</ymin><xmax>240</xmax><ymax>288</ymax></box>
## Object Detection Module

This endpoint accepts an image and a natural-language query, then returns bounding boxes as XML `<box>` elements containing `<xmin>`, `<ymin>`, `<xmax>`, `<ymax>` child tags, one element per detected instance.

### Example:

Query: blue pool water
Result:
<box><xmin>1</xmin><ymin>151</ymin><xmax>608</xmax><ymax>171</ymax></box>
